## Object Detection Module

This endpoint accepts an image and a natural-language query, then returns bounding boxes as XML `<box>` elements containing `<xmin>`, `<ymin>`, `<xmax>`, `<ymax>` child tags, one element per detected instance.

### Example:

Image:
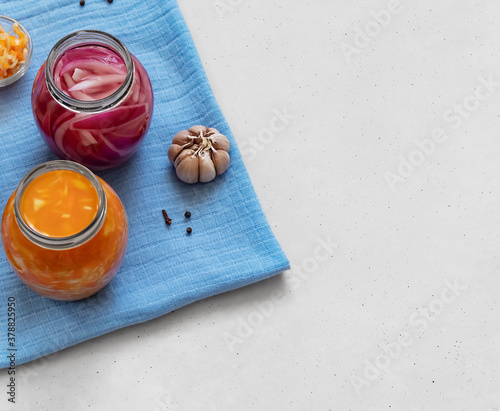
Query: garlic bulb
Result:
<box><xmin>168</xmin><ymin>126</ymin><xmax>231</xmax><ymax>184</ymax></box>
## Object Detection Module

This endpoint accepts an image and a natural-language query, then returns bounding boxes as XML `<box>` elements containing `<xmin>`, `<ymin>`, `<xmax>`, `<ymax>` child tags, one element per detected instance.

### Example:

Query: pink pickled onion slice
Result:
<box><xmin>63</xmin><ymin>73</ymin><xmax>75</xmax><ymax>88</ymax></box>
<box><xmin>68</xmin><ymin>74</ymin><xmax>126</xmax><ymax>92</ymax></box>
<box><xmin>70</xmin><ymin>104</ymin><xmax>147</xmax><ymax>131</ymax></box>
<box><xmin>72</xmin><ymin>68</ymin><xmax>87</xmax><ymax>82</ymax></box>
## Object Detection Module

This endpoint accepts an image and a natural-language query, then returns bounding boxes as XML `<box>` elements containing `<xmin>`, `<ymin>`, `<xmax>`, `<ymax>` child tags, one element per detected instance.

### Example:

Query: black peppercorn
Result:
<box><xmin>80</xmin><ymin>0</ymin><xmax>85</xmax><ymax>5</ymax></box>
<box><xmin>184</xmin><ymin>211</ymin><xmax>191</xmax><ymax>218</ymax></box>
<box><xmin>186</xmin><ymin>227</ymin><xmax>192</xmax><ymax>234</ymax></box>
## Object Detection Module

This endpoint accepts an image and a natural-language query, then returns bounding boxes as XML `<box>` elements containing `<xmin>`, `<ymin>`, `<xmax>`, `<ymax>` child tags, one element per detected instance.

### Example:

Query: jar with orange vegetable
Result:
<box><xmin>1</xmin><ymin>160</ymin><xmax>128</xmax><ymax>301</ymax></box>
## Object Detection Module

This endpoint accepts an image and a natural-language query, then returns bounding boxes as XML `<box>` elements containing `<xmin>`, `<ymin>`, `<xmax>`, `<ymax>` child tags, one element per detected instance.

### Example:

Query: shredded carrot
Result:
<box><xmin>0</xmin><ymin>22</ymin><xmax>29</xmax><ymax>80</ymax></box>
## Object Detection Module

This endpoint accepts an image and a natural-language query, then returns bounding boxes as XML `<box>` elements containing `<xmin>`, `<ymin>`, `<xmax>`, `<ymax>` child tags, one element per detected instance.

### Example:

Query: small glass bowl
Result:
<box><xmin>0</xmin><ymin>15</ymin><xmax>33</xmax><ymax>88</ymax></box>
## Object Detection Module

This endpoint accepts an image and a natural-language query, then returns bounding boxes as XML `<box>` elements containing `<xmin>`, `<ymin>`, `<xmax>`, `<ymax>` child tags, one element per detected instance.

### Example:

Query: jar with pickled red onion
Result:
<box><xmin>1</xmin><ymin>160</ymin><xmax>128</xmax><ymax>301</ymax></box>
<box><xmin>31</xmin><ymin>30</ymin><xmax>154</xmax><ymax>170</ymax></box>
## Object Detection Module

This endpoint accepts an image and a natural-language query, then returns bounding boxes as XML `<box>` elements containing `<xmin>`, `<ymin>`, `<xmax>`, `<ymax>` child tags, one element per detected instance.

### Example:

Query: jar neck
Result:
<box><xmin>45</xmin><ymin>30</ymin><xmax>134</xmax><ymax>113</ymax></box>
<box><xmin>14</xmin><ymin>161</ymin><xmax>107</xmax><ymax>250</ymax></box>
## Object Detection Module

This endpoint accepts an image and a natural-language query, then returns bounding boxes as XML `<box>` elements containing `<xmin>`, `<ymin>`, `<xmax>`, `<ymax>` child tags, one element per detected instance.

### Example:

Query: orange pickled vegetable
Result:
<box><xmin>1</xmin><ymin>171</ymin><xmax>128</xmax><ymax>301</ymax></box>
<box><xmin>20</xmin><ymin>170</ymin><xmax>99</xmax><ymax>238</ymax></box>
<box><xmin>0</xmin><ymin>22</ymin><xmax>29</xmax><ymax>79</ymax></box>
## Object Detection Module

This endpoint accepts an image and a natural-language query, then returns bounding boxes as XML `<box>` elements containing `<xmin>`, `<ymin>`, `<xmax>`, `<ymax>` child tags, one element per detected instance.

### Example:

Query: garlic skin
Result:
<box><xmin>211</xmin><ymin>150</ymin><xmax>230</xmax><ymax>175</ymax></box>
<box><xmin>168</xmin><ymin>126</ymin><xmax>231</xmax><ymax>184</ymax></box>
<box><xmin>176</xmin><ymin>155</ymin><xmax>199</xmax><ymax>184</ymax></box>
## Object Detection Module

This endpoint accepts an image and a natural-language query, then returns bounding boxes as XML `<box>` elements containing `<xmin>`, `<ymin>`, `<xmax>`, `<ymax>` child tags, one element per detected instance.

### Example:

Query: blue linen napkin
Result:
<box><xmin>0</xmin><ymin>0</ymin><xmax>289</xmax><ymax>368</ymax></box>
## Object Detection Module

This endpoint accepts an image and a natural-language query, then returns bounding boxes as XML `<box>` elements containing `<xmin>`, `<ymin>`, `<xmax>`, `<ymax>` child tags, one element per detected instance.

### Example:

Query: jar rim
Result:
<box><xmin>44</xmin><ymin>30</ymin><xmax>134</xmax><ymax>113</ymax></box>
<box><xmin>14</xmin><ymin>160</ymin><xmax>107</xmax><ymax>250</ymax></box>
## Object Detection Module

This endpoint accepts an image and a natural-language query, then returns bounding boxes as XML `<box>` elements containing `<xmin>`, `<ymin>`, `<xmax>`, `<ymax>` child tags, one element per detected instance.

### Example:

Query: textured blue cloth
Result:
<box><xmin>0</xmin><ymin>0</ymin><xmax>289</xmax><ymax>368</ymax></box>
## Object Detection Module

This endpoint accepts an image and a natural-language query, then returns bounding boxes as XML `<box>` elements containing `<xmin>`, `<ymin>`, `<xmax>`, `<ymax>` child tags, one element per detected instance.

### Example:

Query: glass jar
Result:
<box><xmin>1</xmin><ymin>160</ymin><xmax>128</xmax><ymax>301</ymax></box>
<box><xmin>31</xmin><ymin>30</ymin><xmax>154</xmax><ymax>170</ymax></box>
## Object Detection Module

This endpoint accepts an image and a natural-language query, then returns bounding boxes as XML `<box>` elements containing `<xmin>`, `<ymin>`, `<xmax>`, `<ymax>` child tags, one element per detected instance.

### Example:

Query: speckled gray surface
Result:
<box><xmin>5</xmin><ymin>0</ymin><xmax>500</xmax><ymax>410</ymax></box>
